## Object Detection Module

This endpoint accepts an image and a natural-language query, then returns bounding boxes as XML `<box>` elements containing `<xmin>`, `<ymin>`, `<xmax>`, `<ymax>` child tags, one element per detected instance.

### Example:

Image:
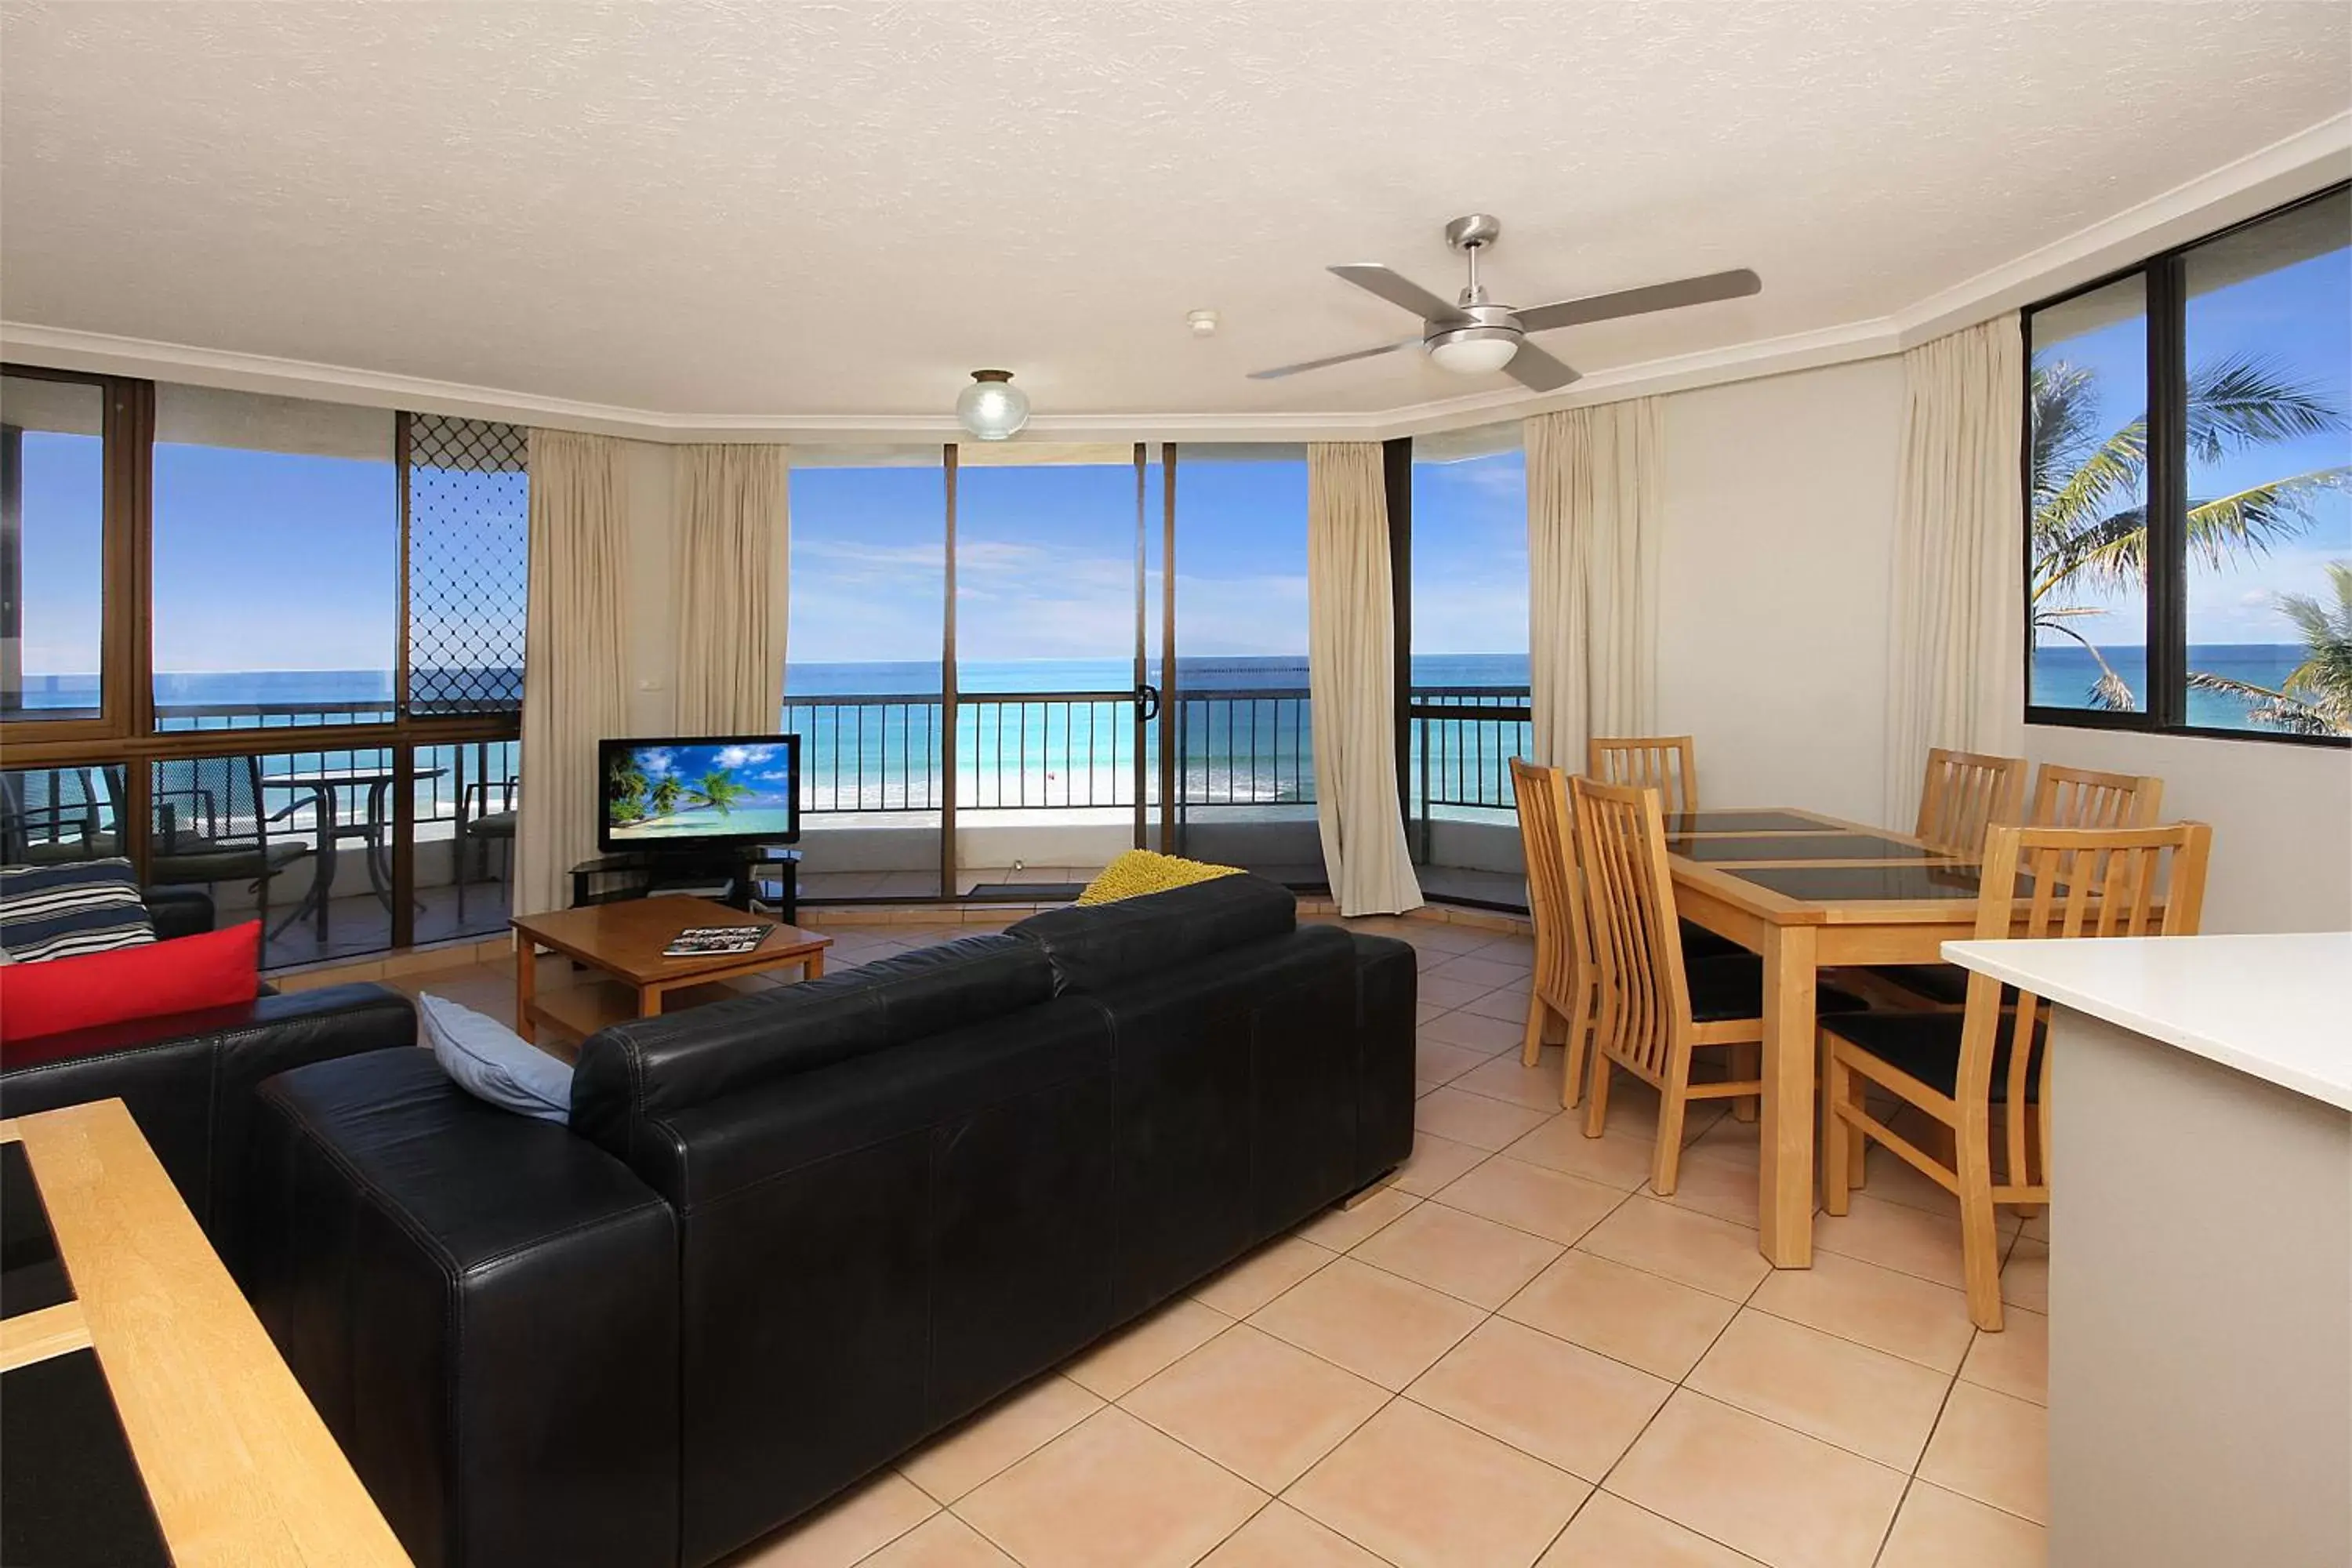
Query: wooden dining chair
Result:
<box><xmin>1915</xmin><ymin>748</ymin><xmax>2026</xmax><ymax>855</ymax></box>
<box><xmin>1821</xmin><ymin>820</ymin><xmax>2212</xmax><ymax>1329</ymax></box>
<box><xmin>1587</xmin><ymin>736</ymin><xmax>1699</xmax><ymax>815</ymax></box>
<box><xmin>1509</xmin><ymin>760</ymin><xmax>1597</xmax><ymax>1106</ymax></box>
<box><xmin>2031</xmin><ymin>763</ymin><xmax>2162</xmax><ymax>829</ymax></box>
<box><xmin>1570</xmin><ymin>775</ymin><xmax>1863</xmax><ymax>1192</ymax></box>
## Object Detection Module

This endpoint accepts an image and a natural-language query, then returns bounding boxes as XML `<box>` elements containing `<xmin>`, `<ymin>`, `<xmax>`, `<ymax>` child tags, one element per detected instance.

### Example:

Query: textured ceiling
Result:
<box><xmin>2</xmin><ymin>1</ymin><xmax>2347</xmax><ymax>419</ymax></box>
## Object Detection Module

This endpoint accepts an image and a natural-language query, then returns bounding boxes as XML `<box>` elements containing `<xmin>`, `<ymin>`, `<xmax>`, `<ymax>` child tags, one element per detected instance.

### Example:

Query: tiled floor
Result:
<box><xmin>387</xmin><ymin>913</ymin><xmax>2049</xmax><ymax>1568</ymax></box>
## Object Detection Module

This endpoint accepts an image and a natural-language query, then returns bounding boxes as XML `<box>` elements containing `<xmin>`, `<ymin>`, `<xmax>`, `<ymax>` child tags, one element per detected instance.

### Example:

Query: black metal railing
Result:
<box><xmin>1409</xmin><ymin>684</ymin><xmax>1533</xmax><ymax>815</ymax></box>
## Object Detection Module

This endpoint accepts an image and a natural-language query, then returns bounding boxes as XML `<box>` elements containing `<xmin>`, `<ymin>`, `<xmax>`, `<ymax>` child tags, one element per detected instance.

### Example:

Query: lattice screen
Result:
<box><xmin>405</xmin><ymin>414</ymin><xmax>527</xmax><ymax>716</ymax></box>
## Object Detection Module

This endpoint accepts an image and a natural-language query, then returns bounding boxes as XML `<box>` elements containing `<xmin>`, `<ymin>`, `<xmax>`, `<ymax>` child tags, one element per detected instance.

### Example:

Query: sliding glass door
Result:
<box><xmin>950</xmin><ymin>444</ymin><xmax>1160</xmax><ymax>898</ymax></box>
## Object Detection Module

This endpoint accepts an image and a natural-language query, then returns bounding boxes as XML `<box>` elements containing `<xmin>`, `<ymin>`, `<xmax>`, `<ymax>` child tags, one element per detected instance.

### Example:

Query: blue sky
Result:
<box><xmin>2032</xmin><ymin>236</ymin><xmax>2350</xmax><ymax>648</ymax></box>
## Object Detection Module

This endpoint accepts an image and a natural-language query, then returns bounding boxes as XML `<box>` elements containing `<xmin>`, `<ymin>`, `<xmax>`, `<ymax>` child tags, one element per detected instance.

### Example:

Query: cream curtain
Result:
<box><xmin>1882</xmin><ymin>316</ymin><xmax>2026</xmax><ymax>828</ymax></box>
<box><xmin>514</xmin><ymin>430</ymin><xmax>632</xmax><ymax>919</ymax></box>
<box><xmin>1307</xmin><ymin>442</ymin><xmax>1421</xmax><ymax>916</ymax></box>
<box><xmin>1526</xmin><ymin>398</ymin><xmax>1664</xmax><ymax>770</ymax></box>
<box><xmin>673</xmin><ymin>444</ymin><xmax>790</xmax><ymax>734</ymax></box>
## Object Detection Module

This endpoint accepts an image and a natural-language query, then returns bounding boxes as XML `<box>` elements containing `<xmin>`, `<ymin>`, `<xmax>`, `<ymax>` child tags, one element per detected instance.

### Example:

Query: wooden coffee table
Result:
<box><xmin>510</xmin><ymin>896</ymin><xmax>832</xmax><ymax>1046</ymax></box>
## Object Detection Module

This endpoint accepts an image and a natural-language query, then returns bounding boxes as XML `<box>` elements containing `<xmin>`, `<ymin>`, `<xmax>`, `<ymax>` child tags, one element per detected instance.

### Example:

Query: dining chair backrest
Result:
<box><xmin>1915</xmin><ymin>749</ymin><xmax>2025</xmax><ymax>856</ymax></box>
<box><xmin>1509</xmin><ymin>758</ymin><xmax>1584</xmax><ymax>1010</ymax></box>
<box><xmin>1959</xmin><ymin>821</ymin><xmax>2212</xmax><ymax>1188</ymax></box>
<box><xmin>151</xmin><ymin>754</ymin><xmax>272</xmax><ymax>852</ymax></box>
<box><xmin>2030</xmin><ymin>763</ymin><xmax>2161</xmax><ymax>829</ymax></box>
<box><xmin>1570</xmin><ymin>775</ymin><xmax>1693</xmax><ymax>1083</ymax></box>
<box><xmin>1587</xmin><ymin>735</ymin><xmax>1698</xmax><ymax>815</ymax></box>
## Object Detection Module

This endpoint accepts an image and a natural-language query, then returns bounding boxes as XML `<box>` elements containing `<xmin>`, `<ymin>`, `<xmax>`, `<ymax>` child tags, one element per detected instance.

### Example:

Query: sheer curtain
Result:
<box><xmin>514</xmin><ymin>430</ymin><xmax>631</xmax><ymax>919</ymax></box>
<box><xmin>1526</xmin><ymin>398</ymin><xmax>1664</xmax><ymax>769</ymax></box>
<box><xmin>673</xmin><ymin>444</ymin><xmax>790</xmax><ymax>734</ymax></box>
<box><xmin>1882</xmin><ymin>316</ymin><xmax>2025</xmax><ymax>828</ymax></box>
<box><xmin>1307</xmin><ymin>441</ymin><xmax>1422</xmax><ymax>915</ymax></box>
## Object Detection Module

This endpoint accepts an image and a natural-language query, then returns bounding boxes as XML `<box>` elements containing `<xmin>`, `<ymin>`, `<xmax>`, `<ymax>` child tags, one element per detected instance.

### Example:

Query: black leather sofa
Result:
<box><xmin>244</xmin><ymin>874</ymin><xmax>1416</xmax><ymax>1568</ymax></box>
<box><xmin>0</xmin><ymin>887</ymin><xmax>416</xmax><ymax>1279</ymax></box>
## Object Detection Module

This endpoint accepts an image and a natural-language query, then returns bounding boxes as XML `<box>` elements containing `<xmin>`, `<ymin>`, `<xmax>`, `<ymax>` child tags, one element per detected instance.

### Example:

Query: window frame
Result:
<box><xmin>1</xmin><ymin>372</ymin><xmax>527</xmax><ymax>949</ymax></box>
<box><xmin>2021</xmin><ymin>181</ymin><xmax>2351</xmax><ymax>750</ymax></box>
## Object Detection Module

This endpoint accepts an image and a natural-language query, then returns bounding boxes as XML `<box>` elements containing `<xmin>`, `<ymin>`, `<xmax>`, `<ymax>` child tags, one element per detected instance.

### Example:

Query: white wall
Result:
<box><xmin>1657</xmin><ymin>357</ymin><xmax>1907</xmax><ymax>827</ymax></box>
<box><xmin>2023</xmin><ymin>725</ymin><xmax>2352</xmax><ymax>935</ymax></box>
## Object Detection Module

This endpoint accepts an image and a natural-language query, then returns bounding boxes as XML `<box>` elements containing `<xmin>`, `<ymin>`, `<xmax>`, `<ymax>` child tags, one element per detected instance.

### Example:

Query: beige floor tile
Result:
<box><xmin>1121</xmin><ymin>1323</ymin><xmax>1388</xmax><ymax>1491</ymax></box>
<box><xmin>898</xmin><ymin>1375</ymin><xmax>1103</xmax><ymax>1504</ymax></box>
<box><xmin>1432</xmin><ymin>1156</ymin><xmax>1627</xmax><ymax>1247</ymax></box>
<box><xmin>1192</xmin><ymin>1235</ymin><xmax>1336</xmax><ymax>1316</ymax></box>
<box><xmin>1607</xmin><ymin>1392</ymin><xmax>1907</xmax><ymax>1568</ymax></box>
<box><xmin>1428</xmin><ymin>954</ymin><xmax>1534</xmax><ymax>990</ymax></box>
<box><xmin>955</xmin><ymin>1406</ymin><xmax>1265</xmax><ymax>1568</ymax></box>
<box><xmin>1352</xmin><ymin>1200</ymin><xmax>1563</xmax><ymax>1308</ymax></box>
<box><xmin>1453</xmin><ymin>1051</ymin><xmax>1580</xmax><ymax>1112</ymax></box>
<box><xmin>1959</xmin><ymin>1305</ymin><xmax>2047</xmax><ymax>1405</ymax></box>
<box><xmin>1403</xmin><ymin>923</ymin><xmax>1494</xmax><ymax>955</ymax></box>
<box><xmin>1537</xmin><ymin>1491</ymin><xmax>1763</xmax><ymax>1566</ymax></box>
<box><xmin>1249</xmin><ymin>1255</ymin><xmax>1485</xmax><ymax>1391</ymax></box>
<box><xmin>1421</xmin><ymin>1008</ymin><xmax>1530</xmax><ymax>1054</ymax></box>
<box><xmin>1196</xmin><ymin>1501</ymin><xmax>1390</xmax><ymax>1567</ymax></box>
<box><xmin>1417</xmin><ymin>1036</ymin><xmax>1493</xmax><ymax>1084</ymax></box>
<box><xmin>1407</xmin><ymin>1316</ymin><xmax>1672</xmax><ymax>1482</ymax></box>
<box><xmin>1062</xmin><ymin>1298</ymin><xmax>1230</xmax><ymax>1401</ymax></box>
<box><xmin>855</xmin><ymin>1512</ymin><xmax>1018</xmax><ymax>1568</ymax></box>
<box><xmin>1504</xmin><ymin>1119</ymin><xmax>1660</xmax><ymax>1192</ymax></box>
<box><xmin>2002</xmin><ymin>1239</ymin><xmax>2048</xmax><ymax>1313</ymax></box>
<box><xmin>1461</xmin><ymin>985</ymin><xmax>1539</xmax><ymax>1024</ymax></box>
<box><xmin>1813</xmin><ymin>1192</ymin><xmax>1969</xmax><ymax>1290</ymax></box>
<box><xmin>1390</xmin><ymin>1131</ymin><xmax>1490</xmax><ymax>1197</ymax></box>
<box><xmin>1577</xmin><ymin>1197</ymin><xmax>1770</xmax><ymax>1302</ymax></box>
<box><xmin>1502</xmin><ymin>1250</ymin><xmax>1740</xmax><ymax>1381</ymax></box>
<box><xmin>1745</xmin><ymin>1250</ymin><xmax>1976</xmax><ymax>1374</ymax></box>
<box><xmin>1419</xmin><ymin>975</ymin><xmax>1500</xmax><ymax>1011</ymax></box>
<box><xmin>724</xmin><ymin>1472</ymin><xmax>935</xmax><ymax>1567</ymax></box>
<box><xmin>1287</xmin><ymin>1398</ymin><xmax>1591</xmax><ymax>1568</ymax></box>
<box><xmin>1918</xmin><ymin>1382</ymin><xmax>2049</xmax><ymax>1525</ymax></box>
<box><xmin>1415</xmin><ymin>1001</ymin><xmax>1448</xmax><ymax>1026</ymax></box>
<box><xmin>1297</xmin><ymin>1185</ymin><xmax>1419</xmax><ymax>1251</ymax></box>
<box><xmin>1685</xmin><ymin>1310</ymin><xmax>1951</xmax><ymax>1470</ymax></box>
<box><xmin>1876</xmin><ymin>1480</ymin><xmax>2048</xmax><ymax>1567</ymax></box>
<box><xmin>1414</xmin><ymin>1087</ymin><xmax>1556</xmax><ymax>1150</ymax></box>
<box><xmin>1646</xmin><ymin>1144</ymin><xmax>1772</xmax><ymax>1229</ymax></box>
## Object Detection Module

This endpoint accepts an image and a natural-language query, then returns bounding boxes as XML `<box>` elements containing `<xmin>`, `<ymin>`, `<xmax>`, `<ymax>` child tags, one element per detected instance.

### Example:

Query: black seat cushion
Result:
<box><xmin>1863</xmin><ymin>962</ymin><xmax>1971</xmax><ymax>1006</ymax></box>
<box><xmin>1679</xmin><ymin>919</ymin><xmax>1744</xmax><ymax>960</ymax></box>
<box><xmin>1683</xmin><ymin>953</ymin><xmax>1867</xmax><ymax>1024</ymax></box>
<box><xmin>1824</xmin><ymin>1009</ymin><xmax>2042</xmax><ymax>1102</ymax></box>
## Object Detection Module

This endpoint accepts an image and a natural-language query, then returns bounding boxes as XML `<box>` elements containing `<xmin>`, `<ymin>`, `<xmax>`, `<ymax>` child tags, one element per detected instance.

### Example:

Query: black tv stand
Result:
<box><xmin>568</xmin><ymin>847</ymin><xmax>800</xmax><ymax>922</ymax></box>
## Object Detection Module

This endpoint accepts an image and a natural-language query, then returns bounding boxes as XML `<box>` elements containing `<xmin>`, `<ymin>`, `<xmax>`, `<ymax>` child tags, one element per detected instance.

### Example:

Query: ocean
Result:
<box><xmin>2029</xmin><ymin>644</ymin><xmax>2310</xmax><ymax>726</ymax></box>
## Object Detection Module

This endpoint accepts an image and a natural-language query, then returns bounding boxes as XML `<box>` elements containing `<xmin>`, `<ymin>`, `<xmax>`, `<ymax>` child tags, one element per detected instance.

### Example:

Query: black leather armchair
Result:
<box><xmin>245</xmin><ymin>874</ymin><xmax>1417</xmax><ymax>1568</ymax></box>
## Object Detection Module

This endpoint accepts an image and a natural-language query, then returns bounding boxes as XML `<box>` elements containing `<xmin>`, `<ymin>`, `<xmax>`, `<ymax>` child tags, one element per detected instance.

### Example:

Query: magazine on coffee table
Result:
<box><xmin>662</xmin><ymin>924</ymin><xmax>771</xmax><ymax>958</ymax></box>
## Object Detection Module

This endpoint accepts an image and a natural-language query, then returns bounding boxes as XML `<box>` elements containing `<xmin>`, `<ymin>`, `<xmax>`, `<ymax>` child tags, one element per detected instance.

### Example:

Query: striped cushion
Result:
<box><xmin>0</xmin><ymin>859</ymin><xmax>157</xmax><ymax>964</ymax></box>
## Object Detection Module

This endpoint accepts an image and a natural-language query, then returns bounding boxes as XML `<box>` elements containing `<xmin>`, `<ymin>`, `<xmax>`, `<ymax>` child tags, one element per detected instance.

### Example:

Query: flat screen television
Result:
<box><xmin>599</xmin><ymin>734</ymin><xmax>800</xmax><ymax>851</ymax></box>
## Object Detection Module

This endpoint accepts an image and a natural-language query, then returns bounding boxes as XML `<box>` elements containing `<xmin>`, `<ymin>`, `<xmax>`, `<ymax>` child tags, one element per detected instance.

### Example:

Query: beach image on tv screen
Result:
<box><xmin>605</xmin><ymin>742</ymin><xmax>796</xmax><ymax>842</ymax></box>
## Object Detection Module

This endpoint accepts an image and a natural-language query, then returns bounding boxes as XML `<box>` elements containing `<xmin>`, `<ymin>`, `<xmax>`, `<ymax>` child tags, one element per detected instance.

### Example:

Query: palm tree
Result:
<box><xmin>2187</xmin><ymin>561</ymin><xmax>2352</xmax><ymax>735</ymax></box>
<box><xmin>607</xmin><ymin>757</ymin><xmax>650</xmax><ymax>824</ymax></box>
<box><xmin>2031</xmin><ymin>351</ymin><xmax>2350</xmax><ymax>720</ymax></box>
<box><xmin>649</xmin><ymin>775</ymin><xmax>684</xmax><ymax>818</ymax></box>
<box><xmin>687</xmin><ymin>768</ymin><xmax>754</xmax><ymax>816</ymax></box>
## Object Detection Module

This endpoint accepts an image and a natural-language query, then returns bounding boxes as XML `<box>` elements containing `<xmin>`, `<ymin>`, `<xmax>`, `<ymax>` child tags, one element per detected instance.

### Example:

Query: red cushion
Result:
<box><xmin>1</xmin><ymin>922</ymin><xmax>262</xmax><ymax>1062</ymax></box>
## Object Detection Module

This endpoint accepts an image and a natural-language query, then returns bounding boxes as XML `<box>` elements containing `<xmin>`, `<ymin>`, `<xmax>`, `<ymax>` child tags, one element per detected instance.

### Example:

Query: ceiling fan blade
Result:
<box><xmin>1504</xmin><ymin>342</ymin><xmax>1581</xmax><ymax>393</ymax></box>
<box><xmin>1248</xmin><ymin>338</ymin><xmax>1421</xmax><ymax>380</ymax></box>
<box><xmin>1328</xmin><ymin>263</ymin><xmax>1460</xmax><ymax>321</ymax></box>
<box><xmin>1517</xmin><ymin>267</ymin><xmax>1762</xmax><ymax>335</ymax></box>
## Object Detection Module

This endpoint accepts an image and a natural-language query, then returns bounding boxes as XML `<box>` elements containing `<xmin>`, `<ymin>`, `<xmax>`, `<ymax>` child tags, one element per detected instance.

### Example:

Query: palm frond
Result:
<box><xmin>2039</xmin><ymin>617</ymin><xmax>2139</xmax><ymax>711</ymax></box>
<box><xmin>2187</xmin><ymin>669</ymin><xmax>2347</xmax><ymax>736</ymax></box>
<box><xmin>2274</xmin><ymin>561</ymin><xmax>2352</xmax><ymax>721</ymax></box>
<box><xmin>2183</xmin><ymin>468</ymin><xmax>2352</xmax><ymax>571</ymax></box>
<box><xmin>2186</xmin><ymin>353</ymin><xmax>2348</xmax><ymax>463</ymax></box>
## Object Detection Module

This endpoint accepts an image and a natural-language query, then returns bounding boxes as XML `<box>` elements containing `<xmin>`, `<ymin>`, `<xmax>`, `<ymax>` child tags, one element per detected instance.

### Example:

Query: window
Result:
<box><xmin>2026</xmin><ymin>184</ymin><xmax>2350</xmax><ymax>742</ymax></box>
<box><xmin>151</xmin><ymin>385</ymin><xmax>399</xmax><ymax>729</ymax></box>
<box><xmin>1</xmin><ymin>374</ymin><xmax>108</xmax><ymax>720</ymax></box>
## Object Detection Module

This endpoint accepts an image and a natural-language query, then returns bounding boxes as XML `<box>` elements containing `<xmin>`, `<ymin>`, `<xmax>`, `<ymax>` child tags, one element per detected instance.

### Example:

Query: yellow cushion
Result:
<box><xmin>1076</xmin><ymin>850</ymin><xmax>1244</xmax><ymax>907</ymax></box>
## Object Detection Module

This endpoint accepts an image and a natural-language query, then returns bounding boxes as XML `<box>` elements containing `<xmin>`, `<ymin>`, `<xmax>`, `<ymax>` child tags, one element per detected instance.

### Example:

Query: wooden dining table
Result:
<box><xmin>1661</xmin><ymin>807</ymin><xmax>1994</xmax><ymax>1269</ymax></box>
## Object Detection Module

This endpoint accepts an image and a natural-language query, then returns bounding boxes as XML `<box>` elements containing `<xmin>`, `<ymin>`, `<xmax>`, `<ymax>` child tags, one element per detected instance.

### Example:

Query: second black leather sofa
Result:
<box><xmin>245</xmin><ymin>873</ymin><xmax>1417</xmax><ymax>1568</ymax></box>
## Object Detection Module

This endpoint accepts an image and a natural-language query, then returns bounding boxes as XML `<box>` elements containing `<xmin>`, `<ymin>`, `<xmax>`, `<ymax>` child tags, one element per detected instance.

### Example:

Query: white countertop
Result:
<box><xmin>1944</xmin><ymin>932</ymin><xmax>2352</xmax><ymax>1112</ymax></box>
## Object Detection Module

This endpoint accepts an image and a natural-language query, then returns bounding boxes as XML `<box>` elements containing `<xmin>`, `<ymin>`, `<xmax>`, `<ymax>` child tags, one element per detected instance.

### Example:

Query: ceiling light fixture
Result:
<box><xmin>1187</xmin><ymin>309</ymin><xmax>1220</xmax><ymax>338</ymax></box>
<box><xmin>956</xmin><ymin>369</ymin><xmax>1030</xmax><ymax>441</ymax></box>
<box><xmin>1425</xmin><ymin>318</ymin><xmax>1523</xmax><ymax>376</ymax></box>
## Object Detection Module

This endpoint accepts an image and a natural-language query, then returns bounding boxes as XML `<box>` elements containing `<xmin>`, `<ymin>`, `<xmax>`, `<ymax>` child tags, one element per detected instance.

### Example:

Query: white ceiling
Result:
<box><xmin>2</xmin><ymin>1</ymin><xmax>2347</xmax><ymax>423</ymax></box>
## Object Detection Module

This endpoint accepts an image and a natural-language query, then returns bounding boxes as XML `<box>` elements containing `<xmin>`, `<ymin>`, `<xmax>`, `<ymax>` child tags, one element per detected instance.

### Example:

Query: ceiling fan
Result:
<box><xmin>1249</xmin><ymin>214</ymin><xmax>1761</xmax><ymax>393</ymax></box>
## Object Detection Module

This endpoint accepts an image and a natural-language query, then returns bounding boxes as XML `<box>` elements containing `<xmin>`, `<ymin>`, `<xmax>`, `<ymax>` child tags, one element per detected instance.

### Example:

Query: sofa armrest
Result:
<box><xmin>0</xmin><ymin>984</ymin><xmax>415</xmax><ymax>1276</ymax></box>
<box><xmin>1348</xmin><ymin>933</ymin><xmax>1417</xmax><ymax>1180</ymax></box>
<box><xmin>142</xmin><ymin>884</ymin><xmax>216</xmax><ymax>940</ymax></box>
<box><xmin>247</xmin><ymin>1048</ymin><xmax>678</xmax><ymax>1568</ymax></box>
